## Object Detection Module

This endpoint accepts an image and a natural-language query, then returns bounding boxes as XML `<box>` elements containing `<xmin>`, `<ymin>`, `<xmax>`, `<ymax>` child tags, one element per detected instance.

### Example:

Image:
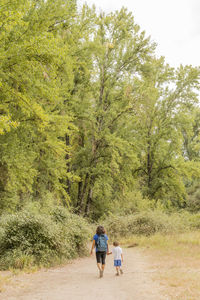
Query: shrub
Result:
<box><xmin>186</xmin><ymin>213</ymin><xmax>200</xmax><ymax>229</ymax></box>
<box><xmin>102</xmin><ymin>215</ymin><xmax>130</xmax><ymax>238</ymax></box>
<box><xmin>104</xmin><ymin>211</ymin><xmax>191</xmax><ymax>239</ymax></box>
<box><xmin>51</xmin><ymin>206</ymin><xmax>92</xmax><ymax>257</ymax></box>
<box><xmin>50</xmin><ymin>206</ymin><xmax>72</xmax><ymax>224</ymax></box>
<box><xmin>0</xmin><ymin>250</ymin><xmax>35</xmax><ymax>269</ymax></box>
<box><xmin>0</xmin><ymin>208</ymin><xmax>91</xmax><ymax>270</ymax></box>
<box><xmin>0</xmin><ymin>212</ymin><xmax>63</xmax><ymax>269</ymax></box>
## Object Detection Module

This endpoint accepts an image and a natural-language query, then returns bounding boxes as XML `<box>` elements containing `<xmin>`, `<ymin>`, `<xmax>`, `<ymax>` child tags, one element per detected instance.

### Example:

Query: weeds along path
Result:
<box><xmin>0</xmin><ymin>248</ymin><xmax>166</xmax><ymax>300</ymax></box>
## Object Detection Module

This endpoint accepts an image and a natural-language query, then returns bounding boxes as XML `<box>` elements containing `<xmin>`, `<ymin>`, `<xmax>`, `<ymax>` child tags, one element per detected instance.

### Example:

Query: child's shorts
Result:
<box><xmin>114</xmin><ymin>259</ymin><xmax>121</xmax><ymax>267</ymax></box>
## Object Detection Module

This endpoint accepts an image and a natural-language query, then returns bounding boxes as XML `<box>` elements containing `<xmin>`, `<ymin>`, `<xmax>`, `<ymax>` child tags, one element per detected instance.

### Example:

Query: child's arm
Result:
<box><xmin>121</xmin><ymin>253</ymin><xmax>123</xmax><ymax>262</ymax></box>
<box><xmin>90</xmin><ymin>239</ymin><xmax>95</xmax><ymax>255</ymax></box>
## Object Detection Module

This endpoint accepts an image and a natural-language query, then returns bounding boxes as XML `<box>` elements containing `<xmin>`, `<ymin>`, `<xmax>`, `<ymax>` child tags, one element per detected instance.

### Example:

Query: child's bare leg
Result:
<box><xmin>97</xmin><ymin>263</ymin><xmax>102</xmax><ymax>271</ymax></box>
<box><xmin>102</xmin><ymin>264</ymin><xmax>105</xmax><ymax>272</ymax></box>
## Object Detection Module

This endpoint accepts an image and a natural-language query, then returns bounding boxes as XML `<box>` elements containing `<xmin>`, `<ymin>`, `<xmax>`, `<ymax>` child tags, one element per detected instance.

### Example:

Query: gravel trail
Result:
<box><xmin>0</xmin><ymin>248</ymin><xmax>166</xmax><ymax>300</ymax></box>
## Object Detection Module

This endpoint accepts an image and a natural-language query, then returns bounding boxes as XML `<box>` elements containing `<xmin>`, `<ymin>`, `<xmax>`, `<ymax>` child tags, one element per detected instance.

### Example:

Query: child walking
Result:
<box><xmin>109</xmin><ymin>241</ymin><xmax>123</xmax><ymax>276</ymax></box>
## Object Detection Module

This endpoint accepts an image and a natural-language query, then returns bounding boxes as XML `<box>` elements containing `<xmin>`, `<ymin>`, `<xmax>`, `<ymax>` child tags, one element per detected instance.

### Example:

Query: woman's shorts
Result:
<box><xmin>96</xmin><ymin>251</ymin><xmax>106</xmax><ymax>264</ymax></box>
<box><xmin>114</xmin><ymin>259</ymin><xmax>121</xmax><ymax>267</ymax></box>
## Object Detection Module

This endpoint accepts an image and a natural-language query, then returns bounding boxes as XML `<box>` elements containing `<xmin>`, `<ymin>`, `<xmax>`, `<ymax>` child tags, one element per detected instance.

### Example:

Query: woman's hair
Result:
<box><xmin>113</xmin><ymin>241</ymin><xmax>119</xmax><ymax>247</ymax></box>
<box><xmin>96</xmin><ymin>225</ymin><xmax>105</xmax><ymax>235</ymax></box>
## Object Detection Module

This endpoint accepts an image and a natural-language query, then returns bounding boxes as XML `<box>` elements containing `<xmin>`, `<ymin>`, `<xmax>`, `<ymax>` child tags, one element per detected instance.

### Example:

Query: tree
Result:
<box><xmin>68</xmin><ymin>7</ymin><xmax>154</xmax><ymax>217</ymax></box>
<box><xmin>131</xmin><ymin>60</ymin><xmax>200</xmax><ymax>207</ymax></box>
<box><xmin>0</xmin><ymin>0</ymin><xmax>76</xmax><ymax>211</ymax></box>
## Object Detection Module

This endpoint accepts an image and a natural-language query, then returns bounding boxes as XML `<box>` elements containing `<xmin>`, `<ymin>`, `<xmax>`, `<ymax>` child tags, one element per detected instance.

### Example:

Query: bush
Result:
<box><xmin>186</xmin><ymin>213</ymin><xmax>200</xmax><ymax>229</ymax></box>
<box><xmin>0</xmin><ymin>250</ymin><xmax>35</xmax><ymax>269</ymax></box>
<box><xmin>102</xmin><ymin>215</ymin><xmax>129</xmax><ymax>238</ymax></box>
<box><xmin>109</xmin><ymin>191</ymin><xmax>155</xmax><ymax>215</ymax></box>
<box><xmin>103</xmin><ymin>211</ymin><xmax>191</xmax><ymax>238</ymax></box>
<box><xmin>0</xmin><ymin>212</ymin><xmax>63</xmax><ymax>269</ymax></box>
<box><xmin>0</xmin><ymin>208</ymin><xmax>91</xmax><ymax>270</ymax></box>
<box><xmin>51</xmin><ymin>206</ymin><xmax>92</xmax><ymax>257</ymax></box>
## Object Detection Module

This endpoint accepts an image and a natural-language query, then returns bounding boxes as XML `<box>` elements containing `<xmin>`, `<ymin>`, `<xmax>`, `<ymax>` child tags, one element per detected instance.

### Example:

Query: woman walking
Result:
<box><xmin>90</xmin><ymin>225</ymin><xmax>109</xmax><ymax>278</ymax></box>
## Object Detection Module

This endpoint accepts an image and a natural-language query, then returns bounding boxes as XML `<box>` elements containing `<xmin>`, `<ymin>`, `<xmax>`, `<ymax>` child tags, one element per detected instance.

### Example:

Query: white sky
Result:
<box><xmin>78</xmin><ymin>0</ymin><xmax>200</xmax><ymax>68</ymax></box>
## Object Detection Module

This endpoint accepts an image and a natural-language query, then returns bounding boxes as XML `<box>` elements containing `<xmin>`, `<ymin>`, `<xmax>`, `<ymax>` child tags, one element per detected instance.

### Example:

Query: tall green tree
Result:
<box><xmin>131</xmin><ymin>60</ymin><xmax>200</xmax><ymax>206</ymax></box>
<box><xmin>0</xmin><ymin>0</ymin><xmax>76</xmax><ymax>210</ymax></box>
<box><xmin>68</xmin><ymin>8</ymin><xmax>155</xmax><ymax>217</ymax></box>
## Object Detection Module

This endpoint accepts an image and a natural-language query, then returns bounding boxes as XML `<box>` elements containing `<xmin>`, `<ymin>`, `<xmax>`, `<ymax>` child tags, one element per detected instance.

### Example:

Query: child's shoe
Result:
<box><xmin>120</xmin><ymin>269</ymin><xmax>123</xmax><ymax>275</ymax></box>
<box><xmin>100</xmin><ymin>270</ymin><xmax>103</xmax><ymax>278</ymax></box>
<box><xmin>115</xmin><ymin>272</ymin><xmax>119</xmax><ymax>276</ymax></box>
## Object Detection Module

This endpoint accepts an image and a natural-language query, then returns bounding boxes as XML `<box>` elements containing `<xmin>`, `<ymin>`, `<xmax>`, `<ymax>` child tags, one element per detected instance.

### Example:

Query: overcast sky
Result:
<box><xmin>78</xmin><ymin>0</ymin><xmax>200</xmax><ymax>68</ymax></box>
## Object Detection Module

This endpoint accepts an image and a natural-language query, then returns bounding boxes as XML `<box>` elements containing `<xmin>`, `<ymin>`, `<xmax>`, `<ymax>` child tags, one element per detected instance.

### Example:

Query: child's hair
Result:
<box><xmin>113</xmin><ymin>241</ymin><xmax>119</xmax><ymax>247</ymax></box>
<box><xmin>96</xmin><ymin>225</ymin><xmax>106</xmax><ymax>235</ymax></box>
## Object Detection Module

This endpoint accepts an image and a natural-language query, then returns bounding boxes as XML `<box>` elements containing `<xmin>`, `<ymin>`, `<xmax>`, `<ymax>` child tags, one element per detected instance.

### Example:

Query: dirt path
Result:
<box><xmin>0</xmin><ymin>248</ymin><xmax>167</xmax><ymax>300</ymax></box>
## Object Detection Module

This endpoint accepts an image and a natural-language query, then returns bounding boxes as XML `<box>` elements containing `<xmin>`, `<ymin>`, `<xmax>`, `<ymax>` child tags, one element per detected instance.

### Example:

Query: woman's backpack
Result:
<box><xmin>96</xmin><ymin>234</ymin><xmax>107</xmax><ymax>252</ymax></box>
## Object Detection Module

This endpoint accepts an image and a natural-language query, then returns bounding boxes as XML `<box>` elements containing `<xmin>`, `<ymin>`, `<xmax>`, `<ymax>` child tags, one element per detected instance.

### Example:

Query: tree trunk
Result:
<box><xmin>77</xmin><ymin>173</ymin><xmax>89</xmax><ymax>214</ymax></box>
<box><xmin>147</xmin><ymin>143</ymin><xmax>152</xmax><ymax>189</ymax></box>
<box><xmin>65</xmin><ymin>134</ymin><xmax>71</xmax><ymax>198</ymax></box>
<box><xmin>84</xmin><ymin>175</ymin><xmax>95</xmax><ymax>216</ymax></box>
<box><xmin>84</xmin><ymin>187</ymin><xmax>92</xmax><ymax>216</ymax></box>
<box><xmin>77</xmin><ymin>181</ymin><xmax>83</xmax><ymax>206</ymax></box>
<box><xmin>146</xmin><ymin>120</ymin><xmax>153</xmax><ymax>192</ymax></box>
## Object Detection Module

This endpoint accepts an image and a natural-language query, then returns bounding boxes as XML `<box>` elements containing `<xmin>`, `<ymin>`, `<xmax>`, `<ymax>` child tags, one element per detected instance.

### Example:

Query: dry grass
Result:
<box><xmin>0</xmin><ymin>267</ymin><xmax>39</xmax><ymax>294</ymax></box>
<box><xmin>122</xmin><ymin>231</ymin><xmax>200</xmax><ymax>300</ymax></box>
<box><xmin>0</xmin><ymin>273</ymin><xmax>12</xmax><ymax>293</ymax></box>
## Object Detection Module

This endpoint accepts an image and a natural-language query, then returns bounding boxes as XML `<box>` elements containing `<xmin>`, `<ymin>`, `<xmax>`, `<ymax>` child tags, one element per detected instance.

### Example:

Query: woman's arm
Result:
<box><xmin>107</xmin><ymin>242</ymin><xmax>110</xmax><ymax>254</ymax></box>
<box><xmin>90</xmin><ymin>239</ymin><xmax>95</xmax><ymax>255</ymax></box>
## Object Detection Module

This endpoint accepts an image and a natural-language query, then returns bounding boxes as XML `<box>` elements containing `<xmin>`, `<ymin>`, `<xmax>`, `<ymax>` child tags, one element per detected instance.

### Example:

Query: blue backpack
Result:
<box><xmin>96</xmin><ymin>234</ymin><xmax>107</xmax><ymax>252</ymax></box>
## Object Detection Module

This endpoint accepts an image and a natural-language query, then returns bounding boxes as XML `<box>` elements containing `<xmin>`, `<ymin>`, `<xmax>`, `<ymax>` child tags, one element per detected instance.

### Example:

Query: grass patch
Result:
<box><xmin>158</xmin><ymin>271</ymin><xmax>200</xmax><ymax>300</ymax></box>
<box><xmin>0</xmin><ymin>273</ymin><xmax>11</xmax><ymax>293</ymax></box>
<box><xmin>122</xmin><ymin>231</ymin><xmax>200</xmax><ymax>300</ymax></box>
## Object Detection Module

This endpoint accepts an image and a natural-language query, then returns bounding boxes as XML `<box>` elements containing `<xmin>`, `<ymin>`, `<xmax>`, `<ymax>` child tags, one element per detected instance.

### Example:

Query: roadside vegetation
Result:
<box><xmin>1</xmin><ymin>4</ymin><xmax>200</xmax><ymax>295</ymax></box>
<box><xmin>1</xmin><ymin>0</ymin><xmax>200</xmax><ymax>219</ymax></box>
<box><xmin>102</xmin><ymin>209</ymin><xmax>200</xmax><ymax>299</ymax></box>
<box><xmin>104</xmin><ymin>212</ymin><xmax>200</xmax><ymax>300</ymax></box>
<box><xmin>104</xmin><ymin>210</ymin><xmax>200</xmax><ymax>238</ymax></box>
<box><xmin>0</xmin><ymin>206</ymin><xmax>91</xmax><ymax>270</ymax></box>
<box><xmin>121</xmin><ymin>231</ymin><xmax>200</xmax><ymax>300</ymax></box>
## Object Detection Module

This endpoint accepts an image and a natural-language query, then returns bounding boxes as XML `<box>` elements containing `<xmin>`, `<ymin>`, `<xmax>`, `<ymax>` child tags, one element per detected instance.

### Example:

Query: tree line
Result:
<box><xmin>0</xmin><ymin>0</ymin><xmax>200</xmax><ymax>218</ymax></box>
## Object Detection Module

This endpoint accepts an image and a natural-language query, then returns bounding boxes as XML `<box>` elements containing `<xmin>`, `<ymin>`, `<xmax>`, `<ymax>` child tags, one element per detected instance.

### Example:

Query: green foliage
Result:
<box><xmin>0</xmin><ymin>1</ymin><xmax>200</xmax><ymax>219</ymax></box>
<box><xmin>68</xmin><ymin>7</ymin><xmax>155</xmax><ymax>216</ymax></box>
<box><xmin>0</xmin><ymin>209</ymin><xmax>91</xmax><ymax>269</ymax></box>
<box><xmin>109</xmin><ymin>191</ymin><xmax>155</xmax><ymax>215</ymax></box>
<box><xmin>0</xmin><ymin>250</ymin><xmax>35</xmax><ymax>270</ymax></box>
<box><xmin>0</xmin><ymin>0</ymin><xmax>76</xmax><ymax>210</ymax></box>
<box><xmin>184</xmin><ymin>213</ymin><xmax>200</xmax><ymax>229</ymax></box>
<box><xmin>131</xmin><ymin>59</ymin><xmax>200</xmax><ymax>206</ymax></box>
<box><xmin>186</xmin><ymin>181</ymin><xmax>200</xmax><ymax>212</ymax></box>
<box><xmin>0</xmin><ymin>212</ymin><xmax>63</xmax><ymax>268</ymax></box>
<box><xmin>104</xmin><ymin>211</ymin><xmax>192</xmax><ymax>238</ymax></box>
<box><xmin>51</xmin><ymin>206</ymin><xmax>92</xmax><ymax>255</ymax></box>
